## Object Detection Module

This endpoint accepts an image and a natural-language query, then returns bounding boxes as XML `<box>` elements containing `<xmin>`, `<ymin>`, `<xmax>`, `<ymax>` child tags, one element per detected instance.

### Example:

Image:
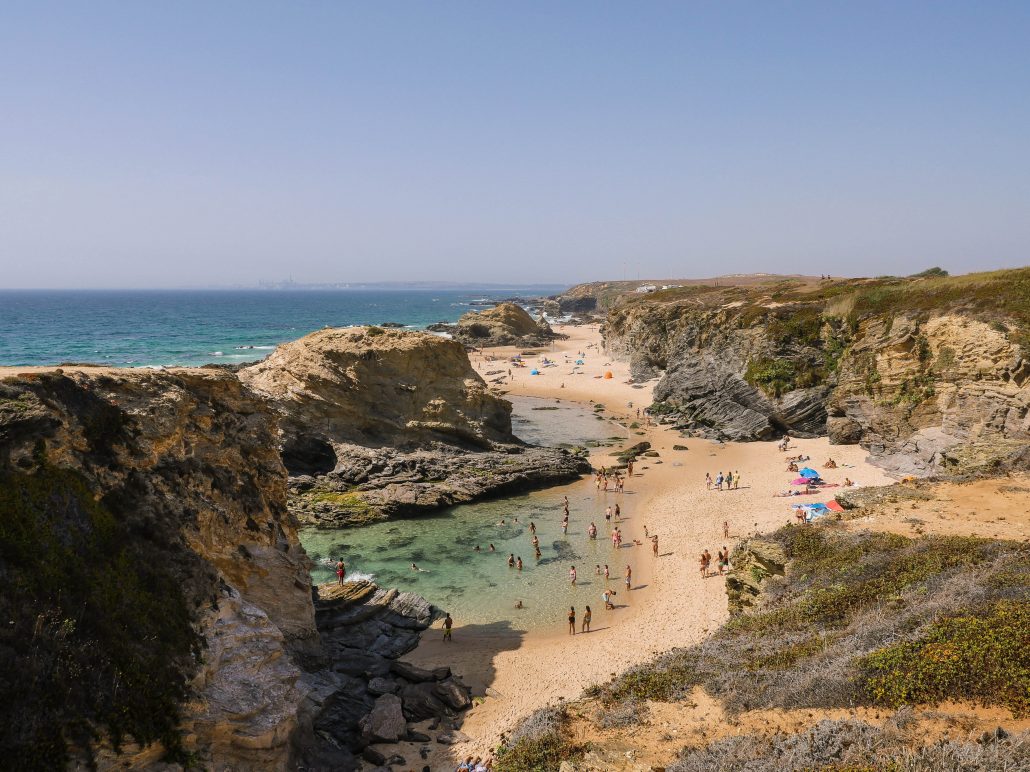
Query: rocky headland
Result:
<box><xmin>238</xmin><ymin>325</ymin><xmax>589</xmax><ymax>526</ymax></box>
<box><xmin>0</xmin><ymin>367</ymin><xmax>480</xmax><ymax>769</ymax></box>
<box><xmin>577</xmin><ymin>269</ymin><xmax>1030</xmax><ymax>476</ymax></box>
<box><xmin>429</xmin><ymin>301</ymin><xmax>561</xmax><ymax>348</ymax></box>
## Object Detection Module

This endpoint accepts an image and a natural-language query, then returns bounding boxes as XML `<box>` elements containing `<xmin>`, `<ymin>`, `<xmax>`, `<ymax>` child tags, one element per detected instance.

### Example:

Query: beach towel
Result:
<box><xmin>791</xmin><ymin>477</ymin><xmax>810</xmax><ymax>485</ymax></box>
<box><xmin>826</xmin><ymin>500</ymin><xmax>845</xmax><ymax>512</ymax></box>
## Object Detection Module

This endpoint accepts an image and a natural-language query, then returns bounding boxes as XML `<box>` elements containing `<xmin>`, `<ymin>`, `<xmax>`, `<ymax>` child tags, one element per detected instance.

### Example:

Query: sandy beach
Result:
<box><xmin>367</xmin><ymin>324</ymin><xmax>895</xmax><ymax>768</ymax></box>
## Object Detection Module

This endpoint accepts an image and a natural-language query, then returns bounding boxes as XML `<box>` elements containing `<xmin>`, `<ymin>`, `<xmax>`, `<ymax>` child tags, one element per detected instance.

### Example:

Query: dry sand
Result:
<box><xmin>374</xmin><ymin>324</ymin><xmax>895</xmax><ymax>768</ymax></box>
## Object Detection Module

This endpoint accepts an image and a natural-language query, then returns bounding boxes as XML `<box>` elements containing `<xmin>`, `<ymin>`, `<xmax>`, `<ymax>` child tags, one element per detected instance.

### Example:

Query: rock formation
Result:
<box><xmin>433</xmin><ymin>302</ymin><xmax>560</xmax><ymax>347</ymax></box>
<box><xmin>0</xmin><ymin>368</ymin><xmax>472</xmax><ymax>769</ymax></box>
<box><xmin>240</xmin><ymin>326</ymin><xmax>590</xmax><ymax>525</ymax></box>
<box><xmin>598</xmin><ymin>269</ymin><xmax>1030</xmax><ymax>476</ymax></box>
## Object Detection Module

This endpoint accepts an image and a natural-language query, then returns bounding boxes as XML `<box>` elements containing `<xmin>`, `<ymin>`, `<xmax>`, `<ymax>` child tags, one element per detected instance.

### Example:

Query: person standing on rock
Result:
<box><xmin>336</xmin><ymin>559</ymin><xmax>346</xmax><ymax>585</ymax></box>
<box><xmin>443</xmin><ymin>613</ymin><xmax>453</xmax><ymax>642</ymax></box>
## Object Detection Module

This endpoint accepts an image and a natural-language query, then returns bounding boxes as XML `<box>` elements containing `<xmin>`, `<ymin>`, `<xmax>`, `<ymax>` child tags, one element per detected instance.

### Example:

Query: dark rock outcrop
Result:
<box><xmin>240</xmin><ymin>326</ymin><xmax>590</xmax><ymax>526</ymax></box>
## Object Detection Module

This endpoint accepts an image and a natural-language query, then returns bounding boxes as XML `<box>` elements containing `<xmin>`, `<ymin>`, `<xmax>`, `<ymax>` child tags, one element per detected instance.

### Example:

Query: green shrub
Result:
<box><xmin>861</xmin><ymin>601</ymin><xmax>1030</xmax><ymax>716</ymax></box>
<box><xmin>0</xmin><ymin>467</ymin><xmax>202</xmax><ymax>768</ymax></box>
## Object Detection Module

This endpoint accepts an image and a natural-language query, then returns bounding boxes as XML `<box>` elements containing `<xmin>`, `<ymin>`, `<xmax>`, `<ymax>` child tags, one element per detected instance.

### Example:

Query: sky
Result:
<box><xmin>1</xmin><ymin>2</ymin><xmax>1028</xmax><ymax>289</ymax></box>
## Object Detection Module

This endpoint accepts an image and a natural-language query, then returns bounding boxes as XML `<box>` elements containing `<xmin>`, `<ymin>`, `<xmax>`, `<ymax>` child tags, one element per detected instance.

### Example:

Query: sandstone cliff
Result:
<box><xmin>0</xmin><ymin>367</ymin><xmax>475</xmax><ymax>769</ymax></box>
<box><xmin>0</xmin><ymin>368</ymin><xmax>316</xmax><ymax>769</ymax></box>
<box><xmin>240</xmin><ymin>326</ymin><xmax>590</xmax><ymax>526</ymax></box>
<box><xmin>431</xmin><ymin>302</ymin><xmax>560</xmax><ymax>348</ymax></box>
<box><xmin>599</xmin><ymin>269</ymin><xmax>1030</xmax><ymax>475</ymax></box>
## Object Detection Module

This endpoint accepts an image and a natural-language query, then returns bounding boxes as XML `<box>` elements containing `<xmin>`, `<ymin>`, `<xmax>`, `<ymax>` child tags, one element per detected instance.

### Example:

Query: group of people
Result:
<box><xmin>705</xmin><ymin>470</ymin><xmax>741</xmax><ymax>490</ymax></box>
<box><xmin>456</xmin><ymin>755</ymin><xmax>491</xmax><ymax>771</ymax></box>
<box><xmin>699</xmin><ymin>547</ymin><xmax>731</xmax><ymax>577</ymax></box>
<box><xmin>595</xmin><ymin>467</ymin><xmax>626</xmax><ymax>492</ymax></box>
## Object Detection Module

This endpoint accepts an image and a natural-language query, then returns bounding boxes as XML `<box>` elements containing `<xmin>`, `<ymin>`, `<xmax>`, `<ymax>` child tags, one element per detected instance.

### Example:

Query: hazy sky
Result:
<box><xmin>1</xmin><ymin>2</ymin><xmax>1028</xmax><ymax>288</ymax></box>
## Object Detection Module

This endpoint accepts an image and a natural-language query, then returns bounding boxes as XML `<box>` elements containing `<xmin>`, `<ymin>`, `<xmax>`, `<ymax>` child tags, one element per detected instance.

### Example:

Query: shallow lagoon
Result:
<box><xmin>301</xmin><ymin>397</ymin><xmax>633</xmax><ymax>629</ymax></box>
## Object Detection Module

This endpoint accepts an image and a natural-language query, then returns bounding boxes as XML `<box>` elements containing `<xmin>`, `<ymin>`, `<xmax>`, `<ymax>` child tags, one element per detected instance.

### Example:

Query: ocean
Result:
<box><xmin>0</xmin><ymin>288</ymin><xmax>563</xmax><ymax>368</ymax></box>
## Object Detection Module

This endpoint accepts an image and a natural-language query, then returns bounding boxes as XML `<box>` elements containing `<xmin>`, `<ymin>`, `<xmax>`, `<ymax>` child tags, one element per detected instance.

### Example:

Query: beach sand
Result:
<box><xmin>370</xmin><ymin>324</ymin><xmax>895</xmax><ymax>768</ymax></box>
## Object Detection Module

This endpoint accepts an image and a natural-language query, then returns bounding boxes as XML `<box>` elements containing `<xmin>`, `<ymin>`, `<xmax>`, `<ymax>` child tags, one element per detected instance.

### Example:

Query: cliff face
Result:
<box><xmin>0</xmin><ymin>368</ymin><xmax>316</xmax><ymax>769</ymax></box>
<box><xmin>239</xmin><ymin>326</ymin><xmax>514</xmax><ymax>473</ymax></box>
<box><xmin>600</xmin><ymin>269</ymin><xmax>1030</xmax><ymax>475</ymax></box>
<box><xmin>240</xmin><ymin>327</ymin><xmax>590</xmax><ymax>526</ymax></box>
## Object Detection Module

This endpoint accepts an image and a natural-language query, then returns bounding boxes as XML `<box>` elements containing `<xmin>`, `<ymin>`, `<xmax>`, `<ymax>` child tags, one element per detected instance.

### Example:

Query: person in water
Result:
<box><xmin>569</xmin><ymin>565</ymin><xmax>577</xmax><ymax>585</ymax></box>
<box><xmin>443</xmin><ymin>612</ymin><xmax>453</xmax><ymax>642</ymax></box>
<box><xmin>507</xmin><ymin>553</ymin><xmax>515</xmax><ymax>567</ymax></box>
<box><xmin>588</xmin><ymin>522</ymin><xmax>597</xmax><ymax>539</ymax></box>
<box><xmin>581</xmin><ymin>605</ymin><xmax>592</xmax><ymax>633</ymax></box>
<box><xmin>474</xmin><ymin>545</ymin><xmax>481</xmax><ymax>552</ymax></box>
<box><xmin>514</xmin><ymin>600</ymin><xmax>523</xmax><ymax>609</ymax></box>
<box><xmin>336</xmin><ymin>559</ymin><xmax>346</xmax><ymax>586</ymax></box>
<box><xmin>529</xmin><ymin>521</ymin><xmax>536</xmax><ymax>533</ymax></box>
<box><xmin>489</xmin><ymin>544</ymin><xmax>496</xmax><ymax>551</ymax></box>
<box><xmin>516</xmin><ymin>556</ymin><xmax>523</xmax><ymax>570</ymax></box>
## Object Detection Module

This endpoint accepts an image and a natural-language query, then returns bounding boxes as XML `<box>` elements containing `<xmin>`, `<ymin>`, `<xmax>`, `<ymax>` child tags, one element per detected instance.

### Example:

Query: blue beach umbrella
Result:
<box><xmin>799</xmin><ymin>467</ymin><xmax>820</xmax><ymax>478</ymax></box>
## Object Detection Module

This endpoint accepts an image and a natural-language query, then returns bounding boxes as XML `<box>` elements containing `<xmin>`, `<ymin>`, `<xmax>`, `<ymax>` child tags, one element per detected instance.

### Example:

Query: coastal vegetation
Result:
<box><xmin>0</xmin><ymin>466</ymin><xmax>201</xmax><ymax>768</ymax></box>
<box><xmin>496</xmin><ymin>522</ymin><xmax>1030</xmax><ymax>770</ymax></box>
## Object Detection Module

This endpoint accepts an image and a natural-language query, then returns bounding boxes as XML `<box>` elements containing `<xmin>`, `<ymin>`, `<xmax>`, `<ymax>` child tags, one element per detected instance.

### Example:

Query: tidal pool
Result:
<box><xmin>302</xmin><ymin>397</ymin><xmax>633</xmax><ymax>630</ymax></box>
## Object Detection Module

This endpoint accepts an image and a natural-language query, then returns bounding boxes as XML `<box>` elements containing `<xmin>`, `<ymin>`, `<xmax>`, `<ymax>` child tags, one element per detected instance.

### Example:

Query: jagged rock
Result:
<box><xmin>433</xmin><ymin>679</ymin><xmax>473</xmax><ymax>711</ymax></box>
<box><xmin>436</xmin><ymin>729</ymin><xmax>471</xmax><ymax>745</ymax></box>
<box><xmin>399</xmin><ymin>682</ymin><xmax>452</xmax><ymax>722</ymax></box>
<box><xmin>391</xmin><ymin>660</ymin><xmax>450</xmax><ymax>682</ymax></box>
<box><xmin>726</xmin><ymin>539</ymin><xmax>787</xmax><ymax>615</ymax></box>
<box><xmin>367</xmin><ymin>677</ymin><xmax>398</xmax><ymax>696</ymax></box>
<box><xmin>359</xmin><ymin>694</ymin><xmax>407</xmax><ymax>743</ymax></box>
<box><xmin>240</xmin><ymin>327</ymin><xmax>591</xmax><ymax>524</ymax></box>
<box><xmin>362</xmin><ymin>746</ymin><xmax>388</xmax><ymax>765</ymax></box>
<box><xmin>451</xmin><ymin>302</ymin><xmax>559</xmax><ymax>347</ymax></box>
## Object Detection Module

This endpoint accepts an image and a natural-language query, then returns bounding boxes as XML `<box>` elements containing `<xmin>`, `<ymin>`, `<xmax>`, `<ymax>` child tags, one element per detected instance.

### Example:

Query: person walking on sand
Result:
<box><xmin>625</xmin><ymin>565</ymin><xmax>632</xmax><ymax>590</ymax></box>
<box><xmin>705</xmin><ymin>472</ymin><xmax>712</xmax><ymax>490</ymax></box>
<box><xmin>336</xmin><ymin>559</ymin><xmax>346</xmax><ymax>586</ymax></box>
<box><xmin>568</xmin><ymin>606</ymin><xmax>576</xmax><ymax>635</ymax></box>
<box><xmin>615</xmin><ymin>503</ymin><xmax>621</xmax><ymax>520</ymax></box>
<box><xmin>703</xmin><ymin>549</ymin><xmax>712</xmax><ymax>576</ymax></box>
<box><xmin>569</xmin><ymin>565</ymin><xmax>577</xmax><ymax>586</ymax></box>
<box><xmin>582</xmin><ymin>605</ymin><xmax>592</xmax><ymax>633</ymax></box>
<box><xmin>699</xmin><ymin>551</ymin><xmax>708</xmax><ymax>578</ymax></box>
<box><xmin>725</xmin><ymin>470</ymin><xmax>733</xmax><ymax>489</ymax></box>
<box><xmin>716</xmin><ymin>472</ymin><xmax>724</xmax><ymax>491</ymax></box>
<box><xmin>734</xmin><ymin>470</ymin><xmax>740</xmax><ymax>490</ymax></box>
<box><xmin>443</xmin><ymin>612</ymin><xmax>453</xmax><ymax>642</ymax></box>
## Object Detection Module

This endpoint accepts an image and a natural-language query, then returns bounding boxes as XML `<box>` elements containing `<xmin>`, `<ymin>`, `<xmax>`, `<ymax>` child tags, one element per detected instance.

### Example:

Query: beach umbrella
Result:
<box><xmin>798</xmin><ymin>467</ymin><xmax>820</xmax><ymax>478</ymax></box>
<box><xmin>826</xmin><ymin>500</ymin><xmax>845</xmax><ymax>512</ymax></box>
<box><xmin>530</xmin><ymin>369</ymin><xmax>540</xmax><ymax>375</ymax></box>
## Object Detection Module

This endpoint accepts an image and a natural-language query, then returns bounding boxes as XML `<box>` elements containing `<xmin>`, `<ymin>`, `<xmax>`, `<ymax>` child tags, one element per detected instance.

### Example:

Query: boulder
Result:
<box><xmin>433</xmin><ymin>679</ymin><xmax>472</xmax><ymax>711</ymax></box>
<box><xmin>359</xmin><ymin>693</ymin><xmax>407</xmax><ymax>743</ymax></box>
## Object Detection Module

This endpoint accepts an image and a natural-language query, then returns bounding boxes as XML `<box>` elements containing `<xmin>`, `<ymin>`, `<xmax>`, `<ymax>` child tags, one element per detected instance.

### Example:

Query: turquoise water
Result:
<box><xmin>0</xmin><ymin>288</ymin><xmax>563</xmax><ymax>367</ymax></box>
<box><xmin>302</xmin><ymin>398</ymin><xmax>635</xmax><ymax>630</ymax></box>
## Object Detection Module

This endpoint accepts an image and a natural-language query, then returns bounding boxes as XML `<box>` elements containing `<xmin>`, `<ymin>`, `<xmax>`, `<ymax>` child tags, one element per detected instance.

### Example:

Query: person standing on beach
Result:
<box><xmin>726</xmin><ymin>471</ymin><xmax>733</xmax><ymax>489</ymax></box>
<box><xmin>582</xmin><ymin>605</ymin><xmax>592</xmax><ymax>633</ymax></box>
<box><xmin>628</xmin><ymin>460</ymin><xmax>634</xmax><ymax>477</ymax></box>
<box><xmin>625</xmin><ymin>565</ymin><xmax>632</xmax><ymax>590</ymax></box>
<box><xmin>604</xmin><ymin>564</ymin><xmax>610</xmax><ymax>582</ymax></box>
<box><xmin>443</xmin><ymin>613</ymin><xmax>453</xmax><ymax>642</ymax></box>
<box><xmin>568</xmin><ymin>607</ymin><xmax>576</xmax><ymax>635</ymax></box>
<box><xmin>703</xmin><ymin>549</ymin><xmax>712</xmax><ymax>576</ymax></box>
<box><xmin>699</xmin><ymin>552</ymin><xmax>708</xmax><ymax>578</ymax></box>
<box><xmin>569</xmin><ymin>565</ymin><xmax>577</xmax><ymax>586</ymax></box>
<box><xmin>614</xmin><ymin>503</ymin><xmax>621</xmax><ymax>520</ymax></box>
<box><xmin>705</xmin><ymin>472</ymin><xmax>712</xmax><ymax>490</ymax></box>
<box><xmin>652</xmin><ymin>535</ymin><xmax>659</xmax><ymax>557</ymax></box>
<box><xmin>734</xmin><ymin>471</ymin><xmax>740</xmax><ymax>489</ymax></box>
<box><xmin>716</xmin><ymin>472</ymin><xmax>724</xmax><ymax>491</ymax></box>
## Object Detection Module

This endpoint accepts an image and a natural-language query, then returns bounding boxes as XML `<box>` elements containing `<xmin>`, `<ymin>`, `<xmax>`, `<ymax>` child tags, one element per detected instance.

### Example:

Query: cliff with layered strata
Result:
<box><xmin>594</xmin><ymin>269</ymin><xmax>1030</xmax><ymax>475</ymax></box>
<box><xmin>240</xmin><ymin>326</ymin><xmax>590</xmax><ymax>526</ymax></box>
<box><xmin>0</xmin><ymin>367</ymin><xmax>475</xmax><ymax>770</ymax></box>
